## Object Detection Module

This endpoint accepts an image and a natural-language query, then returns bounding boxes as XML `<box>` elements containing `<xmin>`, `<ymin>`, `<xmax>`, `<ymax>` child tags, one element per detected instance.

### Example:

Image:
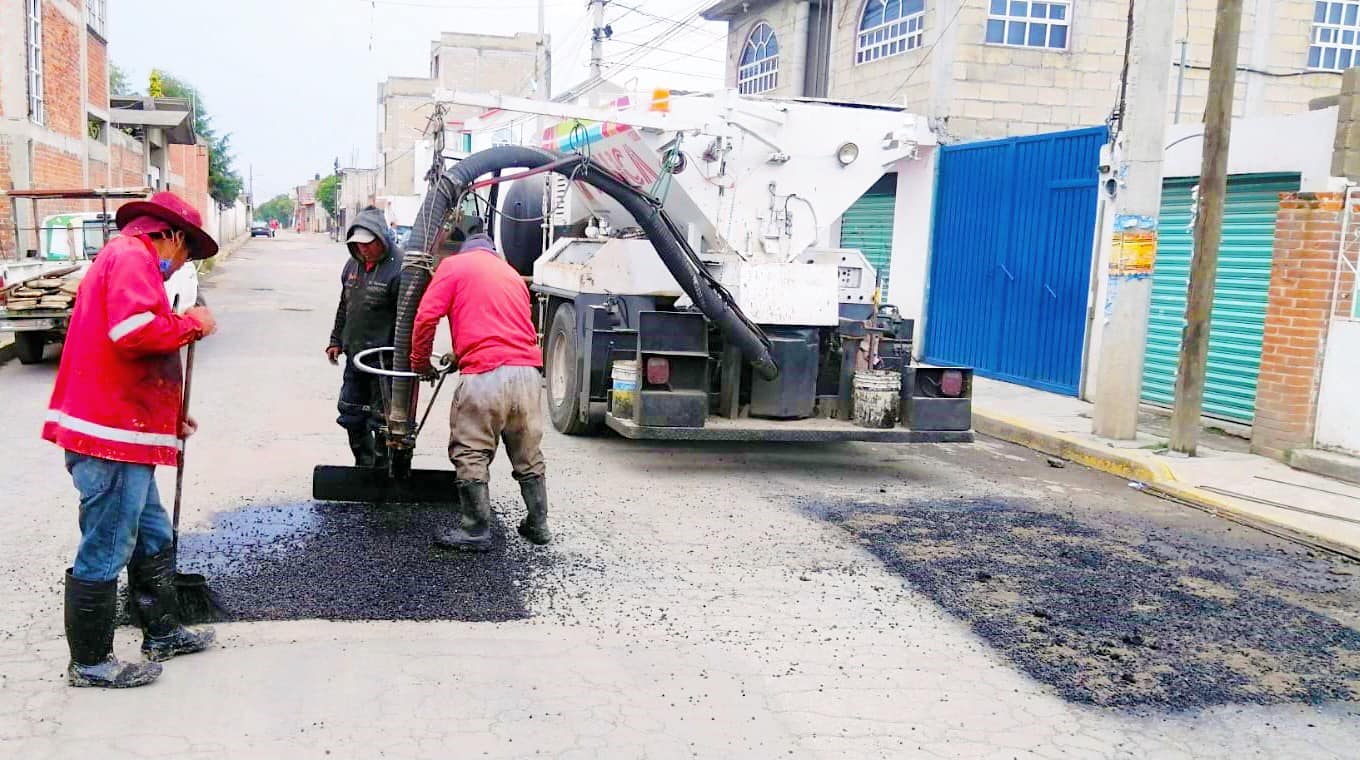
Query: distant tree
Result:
<box><xmin>110</xmin><ymin>63</ymin><xmax>134</xmax><ymax>96</ymax></box>
<box><xmin>316</xmin><ymin>175</ymin><xmax>340</xmax><ymax>220</ymax></box>
<box><xmin>150</xmin><ymin>69</ymin><xmax>244</xmax><ymax>205</ymax></box>
<box><xmin>255</xmin><ymin>195</ymin><xmax>295</xmax><ymax>226</ymax></box>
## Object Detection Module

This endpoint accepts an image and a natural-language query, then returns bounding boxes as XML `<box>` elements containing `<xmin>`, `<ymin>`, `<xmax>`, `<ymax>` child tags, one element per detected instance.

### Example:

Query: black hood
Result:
<box><xmin>345</xmin><ymin>206</ymin><xmax>398</xmax><ymax>263</ymax></box>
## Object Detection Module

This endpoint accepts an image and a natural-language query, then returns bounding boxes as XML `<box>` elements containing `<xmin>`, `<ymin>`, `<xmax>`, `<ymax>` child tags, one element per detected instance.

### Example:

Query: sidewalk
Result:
<box><xmin>972</xmin><ymin>377</ymin><xmax>1360</xmax><ymax>558</ymax></box>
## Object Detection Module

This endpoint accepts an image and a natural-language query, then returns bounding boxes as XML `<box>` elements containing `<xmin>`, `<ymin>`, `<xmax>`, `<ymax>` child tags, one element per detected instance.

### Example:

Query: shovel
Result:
<box><xmin>167</xmin><ymin>337</ymin><xmax>226</xmax><ymax>624</ymax></box>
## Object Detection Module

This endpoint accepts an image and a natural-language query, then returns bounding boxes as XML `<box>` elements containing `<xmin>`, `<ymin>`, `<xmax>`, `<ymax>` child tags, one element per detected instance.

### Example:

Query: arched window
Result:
<box><xmin>857</xmin><ymin>0</ymin><xmax>926</xmax><ymax>64</ymax></box>
<box><xmin>738</xmin><ymin>22</ymin><xmax>779</xmax><ymax>94</ymax></box>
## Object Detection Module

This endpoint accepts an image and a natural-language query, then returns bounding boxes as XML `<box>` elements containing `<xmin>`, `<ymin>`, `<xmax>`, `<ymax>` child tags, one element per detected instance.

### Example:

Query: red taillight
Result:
<box><xmin>941</xmin><ymin>370</ymin><xmax>964</xmax><ymax>397</ymax></box>
<box><xmin>645</xmin><ymin>357</ymin><xmax>670</xmax><ymax>385</ymax></box>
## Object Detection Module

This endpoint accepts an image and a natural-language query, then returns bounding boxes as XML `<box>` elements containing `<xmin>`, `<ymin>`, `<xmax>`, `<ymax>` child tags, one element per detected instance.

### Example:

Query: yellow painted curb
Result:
<box><xmin>973</xmin><ymin>407</ymin><xmax>1179</xmax><ymax>484</ymax></box>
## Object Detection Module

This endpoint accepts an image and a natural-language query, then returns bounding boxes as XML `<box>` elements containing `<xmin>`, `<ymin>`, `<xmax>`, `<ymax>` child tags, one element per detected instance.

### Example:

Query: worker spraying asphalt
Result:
<box><xmin>410</xmin><ymin>233</ymin><xmax>551</xmax><ymax>551</ymax></box>
<box><xmin>327</xmin><ymin>206</ymin><xmax>402</xmax><ymax>470</ymax></box>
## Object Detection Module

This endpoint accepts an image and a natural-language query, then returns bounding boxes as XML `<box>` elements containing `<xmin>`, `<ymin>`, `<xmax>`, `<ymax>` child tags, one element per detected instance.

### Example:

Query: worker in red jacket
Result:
<box><xmin>410</xmin><ymin>233</ymin><xmax>550</xmax><ymax>552</ymax></box>
<box><xmin>43</xmin><ymin>191</ymin><xmax>219</xmax><ymax>689</ymax></box>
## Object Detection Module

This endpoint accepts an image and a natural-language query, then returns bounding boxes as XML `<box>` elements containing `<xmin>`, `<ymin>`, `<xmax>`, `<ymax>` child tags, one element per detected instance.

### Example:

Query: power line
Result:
<box><xmin>601</xmin><ymin>61</ymin><xmax>721</xmax><ymax>79</ymax></box>
<box><xmin>891</xmin><ymin>0</ymin><xmax>970</xmax><ymax>100</ymax></box>
<box><xmin>363</xmin><ymin>0</ymin><xmax>571</xmax><ymax>8</ymax></box>
<box><xmin>609</xmin><ymin>2</ymin><xmax>724</xmax><ymax>39</ymax></box>
<box><xmin>609</xmin><ymin>38</ymin><xmax>724</xmax><ymax>64</ymax></box>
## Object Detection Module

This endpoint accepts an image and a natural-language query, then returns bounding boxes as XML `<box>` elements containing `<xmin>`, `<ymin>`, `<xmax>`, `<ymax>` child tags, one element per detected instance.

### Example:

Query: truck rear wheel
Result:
<box><xmin>15</xmin><ymin>333</ymin><xmax>46</xmax><ymax>365</ymax></box>
<box><xmin>545</xmin><ymin>303</ymin><xmax>593</xmax><ymax>435</ymax></box>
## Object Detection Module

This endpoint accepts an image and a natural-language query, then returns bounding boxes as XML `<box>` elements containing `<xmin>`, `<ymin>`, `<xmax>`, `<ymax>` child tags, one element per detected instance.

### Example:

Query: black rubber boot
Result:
<box><xmin>373</xmin><ymin>430</ymin><xmax>390</xmax><ymax>472</ymax></box>
<box><xmin>128</xmin><ymin>549</ymin><xmax>216</xmax><ymax>663</ymax></box>
<box><xmin>434</xmin><ymin>480</ymin><xmax>493</xmax><ymax>552</ymax></box>
<box><xmin>348</xmin><ymin>428</ymin><xmax>377</xmax><ymax>468</ymax></box>
<box><xmin>65</xmin><ymin>570</ymin><xmax>162</xmax><ymax>688</ymax></box>
<box><xmin>517</xmin><ymin>476</ymin><xmax>552</xmax><ymax>545</ymax></box>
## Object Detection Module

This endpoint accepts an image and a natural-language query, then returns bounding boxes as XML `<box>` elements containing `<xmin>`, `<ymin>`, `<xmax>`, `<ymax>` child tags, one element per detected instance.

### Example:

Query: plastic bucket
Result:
<box><xmin>853</xmin><ymin>370</ymin><xmax>901</xmax><ymax>429</ymax></box>
<box><xmin>611</xmin><ymin>360</ymin><xmax>639</xmax><ymax>420</ymax></box>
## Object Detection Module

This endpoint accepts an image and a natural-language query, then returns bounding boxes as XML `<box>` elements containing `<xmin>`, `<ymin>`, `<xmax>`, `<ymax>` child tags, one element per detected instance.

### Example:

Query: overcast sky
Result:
<box><xmin>108</xmin><ymin>0</ymin><xmax>727</xmax><ymax>202</ymax></box>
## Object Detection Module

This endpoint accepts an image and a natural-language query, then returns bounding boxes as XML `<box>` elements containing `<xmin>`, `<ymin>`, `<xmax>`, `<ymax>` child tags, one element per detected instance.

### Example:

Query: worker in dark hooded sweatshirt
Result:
<box><xmin>326</xmin><ymin>206</ymin><xmax>402</xmax><ymax>468</ymax></box>
<box><xmin>410</xmin><ymin>233</ymin><xmax>550</xmax><ymax>551</ymax></box>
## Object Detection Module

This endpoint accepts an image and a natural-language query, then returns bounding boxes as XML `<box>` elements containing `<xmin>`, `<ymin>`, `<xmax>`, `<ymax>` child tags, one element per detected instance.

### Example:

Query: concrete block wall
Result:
<box><xmin>1251</xmin><ymin>192</ymin><xmax>1346</xmax><ymax>460</ymax></box>
<box><xmin>713</xmin><ymin>0</ymin><xmax>1340</xmax><ymax>142</ymax></box>
<box><xmin>722</xmin><ymin>1</ymin><xmax>806</xmax><ymax>97</ymax></box>
<box><xmin>378</xmin><ymin>77</ymin><xmax>437</xmax><ymax>197</ymax></box>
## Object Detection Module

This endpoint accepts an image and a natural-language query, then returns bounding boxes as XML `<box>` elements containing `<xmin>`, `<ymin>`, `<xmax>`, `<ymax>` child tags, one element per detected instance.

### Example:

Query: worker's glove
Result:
<box><xmin>411</xmin><ymin>361</ymin><xmax>437</xmax><ymax>382</ymax></box>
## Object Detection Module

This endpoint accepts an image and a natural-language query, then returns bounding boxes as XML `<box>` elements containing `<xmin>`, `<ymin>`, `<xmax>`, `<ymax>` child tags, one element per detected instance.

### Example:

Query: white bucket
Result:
<box><xmin>852</xmin><ymin>370</ymin><xmax>901</xmax><ymax>429</ymax></box>
<box><xmin>611</xmin><ymin>360</ymin><xmax>639</xmax><ymax>419</ymax></box>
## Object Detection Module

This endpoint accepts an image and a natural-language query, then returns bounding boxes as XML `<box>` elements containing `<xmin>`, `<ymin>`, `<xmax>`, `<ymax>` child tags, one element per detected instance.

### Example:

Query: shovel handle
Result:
<box><xmin>172</xmin><ymin>340</ymin><xmax>196</xmax><ymax>550</ymax></box>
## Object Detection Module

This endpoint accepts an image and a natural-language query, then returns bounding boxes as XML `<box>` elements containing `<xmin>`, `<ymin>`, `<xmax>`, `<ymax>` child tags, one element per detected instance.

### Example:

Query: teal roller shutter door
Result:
<box><xmin>1141</xmin><ymin>173</ymin><xmax>1298</xmax><ymax>423</ymax></box>
<box><xmin>840</xmin><ymin>174</ymin><xmax>898</xmax><ymax>298</ymax></box>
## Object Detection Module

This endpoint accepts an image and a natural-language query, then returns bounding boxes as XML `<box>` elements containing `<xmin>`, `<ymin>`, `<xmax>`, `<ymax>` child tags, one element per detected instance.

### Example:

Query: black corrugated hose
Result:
<box><xmin>387</xmin><ymin>145</ymin><xmax>779</xmax><ymax>439</ymax></box>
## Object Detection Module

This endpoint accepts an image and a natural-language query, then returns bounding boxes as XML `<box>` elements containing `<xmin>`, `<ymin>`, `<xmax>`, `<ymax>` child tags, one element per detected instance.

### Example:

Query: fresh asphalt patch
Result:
<box><xmin>821</xmin><ymin>497</ymin><xmax>1360</xmax><ymax>709</ymax></box>
<box><xmin>173</xmin><ymin>501</ymin><xmax>549</xmax><ymax>623</ymax></box>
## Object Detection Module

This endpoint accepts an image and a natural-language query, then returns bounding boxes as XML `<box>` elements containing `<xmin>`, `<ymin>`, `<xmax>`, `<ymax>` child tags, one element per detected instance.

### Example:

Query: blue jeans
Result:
<box><xmin>65</xmin><ymin>452</ymin><xmax>174</xmax><ymax>583</ymax></box>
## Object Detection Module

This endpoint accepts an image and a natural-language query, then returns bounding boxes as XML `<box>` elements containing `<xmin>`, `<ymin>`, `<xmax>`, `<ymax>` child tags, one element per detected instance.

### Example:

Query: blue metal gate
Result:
<box><xmin>924</xmin><ymin>126</ymin><xmax>1106</xmax><ymax>396</ymax></box>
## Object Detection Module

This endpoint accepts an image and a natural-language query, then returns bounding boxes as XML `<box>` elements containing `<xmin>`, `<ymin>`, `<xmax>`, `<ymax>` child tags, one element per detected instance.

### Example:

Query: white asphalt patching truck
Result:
<box><xmin>381</xmin><ymin>89</ymin><xmax>973</xmax><ymax>453</ymax></box>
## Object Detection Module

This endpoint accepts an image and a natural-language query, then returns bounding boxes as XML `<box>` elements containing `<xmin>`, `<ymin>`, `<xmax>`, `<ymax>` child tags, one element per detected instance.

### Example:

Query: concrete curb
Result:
<box><xmin>196</xmin><ymin>232</ymin><xmax>250</xmax><ymax>278</ymax></box>
<box><xmin>972</xmin><ymin>407</ymin><xmax>1178</xmax><ymax>484</ymax></box>
<box><xmin>973</xmin><ymin>406</ymin><xmax>1360</xmax><ymax>560</ymax></box>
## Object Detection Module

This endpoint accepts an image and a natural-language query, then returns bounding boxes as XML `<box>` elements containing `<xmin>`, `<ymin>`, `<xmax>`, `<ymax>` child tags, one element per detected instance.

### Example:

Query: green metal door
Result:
<box><xmin>840</xmin><ymin>174</ymin><xmax>898</xmax><ymax>298</ymax></box>
<box><xmin>1141</xmin><ymin>173</ymin><xmax>1299</xmax><ymax>423</ymax></box>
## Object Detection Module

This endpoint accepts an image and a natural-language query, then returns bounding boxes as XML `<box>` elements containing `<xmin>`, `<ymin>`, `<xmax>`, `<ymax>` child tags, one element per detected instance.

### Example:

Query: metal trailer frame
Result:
<box><xmin>1</xmin><ymin>187</ymin><xmax>151</xmax><ymax>363</ymax></box>
<box><xmin>534</xmin><ymin>286</ymin><xmax>975</xmax><ymax>444</ymax></box>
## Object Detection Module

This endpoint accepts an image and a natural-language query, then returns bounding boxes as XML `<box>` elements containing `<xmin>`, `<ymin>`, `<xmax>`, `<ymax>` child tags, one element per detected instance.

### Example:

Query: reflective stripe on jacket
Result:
<box><xmin>42</xmin><ymin>236</ymin><xmax>202</xmax><ymax>466</ymax></box>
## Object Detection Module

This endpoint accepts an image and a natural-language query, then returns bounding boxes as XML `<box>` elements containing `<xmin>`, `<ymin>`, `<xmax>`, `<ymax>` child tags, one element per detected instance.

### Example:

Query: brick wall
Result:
<box><xmin>0</xmin><ymin>140</ymin><xmax>12</xmax><ymax>258</ymax></box>
<box><xmin>42</xmin><ymin>2</ymin><xmax>82</xmax><ymax>139</ymax></box>
<box><xmin>1251</xmin><ymin>193</ymin><xmax>1346</xmax><ymax>460</ymax></box>
<box><xmin>168</xmin><ymin>143</ymin><xmax>210</xmax><ymax>219</ymax></box>
<box><xmin>31</xmin><ymin>142</ymin><xmax>82</xmax><ymax>188</ymax></box>
<box><xmin>86</xmin><ymin>34</ymin><xmax>107</xmax><ymax>111</ymax></box>
<box><xmin>111</xmin><ymin>134</ymin><xmax>145</xmax><ymax>187</ymax></box>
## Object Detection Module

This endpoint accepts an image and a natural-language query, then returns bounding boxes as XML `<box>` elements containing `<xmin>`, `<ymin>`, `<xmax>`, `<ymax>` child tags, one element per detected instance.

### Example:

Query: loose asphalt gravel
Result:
<box><xmin>821</xmin><ymin>497</ymin><xmax>1360</xmax><ymax>709</ymax></box>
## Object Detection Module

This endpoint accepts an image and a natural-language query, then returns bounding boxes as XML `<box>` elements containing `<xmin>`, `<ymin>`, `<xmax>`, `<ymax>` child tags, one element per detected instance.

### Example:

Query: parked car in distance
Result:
<box><xmin>251</xmin><ymin>221</ymin><xmax>275</xmax><ymax>238</ymax></box>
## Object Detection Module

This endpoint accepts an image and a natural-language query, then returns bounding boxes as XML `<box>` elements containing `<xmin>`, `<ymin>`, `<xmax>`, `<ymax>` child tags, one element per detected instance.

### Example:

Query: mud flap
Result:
<box><xmin>312</xmin><ymin>465</ymin><xmax>459</xmax><ymax>505</ymax></box>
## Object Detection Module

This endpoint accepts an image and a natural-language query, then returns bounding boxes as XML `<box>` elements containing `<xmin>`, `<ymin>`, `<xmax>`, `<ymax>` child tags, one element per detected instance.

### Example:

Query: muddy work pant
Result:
<box><xmin>449</xmin><ymin>365</ymin><xmax>546</xmax><ymax>483</ymax></box>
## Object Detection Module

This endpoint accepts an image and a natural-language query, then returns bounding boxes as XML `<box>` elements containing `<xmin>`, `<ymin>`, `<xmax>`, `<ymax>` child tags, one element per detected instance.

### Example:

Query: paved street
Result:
<box><xmin>2</xmin><ymin>233</ymin><xmax>1359</xmax><ymax>758</ymax></box>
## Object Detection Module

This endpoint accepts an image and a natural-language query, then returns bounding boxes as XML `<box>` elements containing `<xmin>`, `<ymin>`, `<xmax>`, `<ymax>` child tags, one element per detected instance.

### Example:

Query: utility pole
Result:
<box><xmin>1091</xmin><ymin>0</ymin><xmax>1177</xmax><ymax>439</ymax></box>
<box><xmin>1169</xmin><ymin>0</ymin><xmax>1245</xmax><ymax>454</ymax></box>
<box><xmin>536</xmin><ymin>0</ymin><xmax>550</xmax><ymax>98</ymax></box>
<box><xmin>589</xmin><ymin>0</ymin><xmax>606</xmax><ymax>82</ymax></box>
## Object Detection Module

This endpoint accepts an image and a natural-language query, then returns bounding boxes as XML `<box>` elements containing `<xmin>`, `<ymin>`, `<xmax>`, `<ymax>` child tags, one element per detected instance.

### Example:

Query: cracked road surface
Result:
<box><xmin>2</xmin><ymin>234</ymin><xmax>1358</xmax><ymax>758</ymax></box>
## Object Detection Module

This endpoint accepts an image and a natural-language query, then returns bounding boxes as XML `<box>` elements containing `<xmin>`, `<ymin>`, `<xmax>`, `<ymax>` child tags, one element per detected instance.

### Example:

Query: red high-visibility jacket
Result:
<box><xmin>42</xmin><ymin>236</ymin><xmax>205</xmax><ymax>466</ymax></box>
<box><xmin>410</xmin><ymin>240</ymin><xmax>541</xmax><ymax>376</ymax></box>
